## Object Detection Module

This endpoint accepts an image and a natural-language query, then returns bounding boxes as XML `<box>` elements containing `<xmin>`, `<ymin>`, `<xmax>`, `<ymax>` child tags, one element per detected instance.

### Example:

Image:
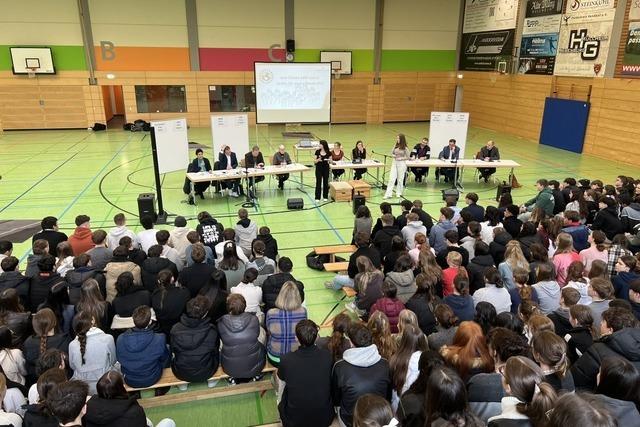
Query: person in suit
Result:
<box><xmin>438</xmin><ymin>139</ymin><xmax>460</xmax><ymax>183</ymax></box>
<box><xmin>272</xmin><ymin>144</ymin><xmax>292</xmax><ymax>190</ymax></box>
<box><xmin>188</xmin><ymin>149</ymin><xmax>212</xmax><ymax>199</ymax></box>
<box><xmin>218</xmin><ymin>145</ymin><xmax>241</xmax><ymax>197</ymax></box>
<box><xmin>352</xmin><ymin>140</ymin><xmax>367</xmax><ymax>180</ymax></box>
<box><xmin>244</xmin><ymin>145</ymin><xmax>265</xmax><ymax>191</ymax></box>
<box><xmin>410</xmin><ymin>137</ymin><xmax>431</xmax><ymax>182</ymax></box>
<box><xmin>476</xmin><ymin>140</ymin><xmax>500</xmax><ymax>183</ymax></box>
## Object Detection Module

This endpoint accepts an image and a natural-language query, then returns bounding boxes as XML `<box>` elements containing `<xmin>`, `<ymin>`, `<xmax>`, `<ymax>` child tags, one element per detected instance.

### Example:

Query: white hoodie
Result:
<box><xmin>169</xmin><ymin>226</ymin><xmax>193</xmax><ymax>265</ymax></box>
<box><xmin>391</xmin><ymin>350</ymin><xmax>422</xmax><ymax>411</ymax></box>
<box><xmin>107</xmin><ymin>225</ymin><xmax>138</xmax><ymax>250</ymax></box>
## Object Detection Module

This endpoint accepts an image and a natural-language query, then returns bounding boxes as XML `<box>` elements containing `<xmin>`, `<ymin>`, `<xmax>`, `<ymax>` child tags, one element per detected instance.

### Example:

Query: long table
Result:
<box><xmin>186</xmin><ymin>163</ymin><xmax>310</xmax><ymax>204</ymax></box>
<box><xmin>329</xmin><ymin>159</ymin><xmax>386</xmax><ymax>182</ymax></box>
<box><xmin>405</xmin><ymin>158</ymin><xmax>521</xmax><ymax>186</ymax></box>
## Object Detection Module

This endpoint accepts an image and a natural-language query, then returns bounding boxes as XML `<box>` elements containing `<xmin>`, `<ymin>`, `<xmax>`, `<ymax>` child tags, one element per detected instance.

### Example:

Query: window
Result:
<box><xmin>209</xmin><ymin>85</ymin><xmax>256</xmax><ymax>112</ymax></box>
<box><xmin>135</xmin><ymin>85</ymin><xmax>187</xmax><ymax>113</ymax></box>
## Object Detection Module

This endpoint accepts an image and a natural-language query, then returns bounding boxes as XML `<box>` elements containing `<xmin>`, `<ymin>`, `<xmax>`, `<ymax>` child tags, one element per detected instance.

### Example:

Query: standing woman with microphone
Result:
<box><xmin>384</xmin><ymin>134</ymin><xmax>410</xmax><ymax>199</ymax></box>
<box><xmin>314</xmin><ymin>140</ymin><xmax>332</xmax><ymax>201</ymax></box>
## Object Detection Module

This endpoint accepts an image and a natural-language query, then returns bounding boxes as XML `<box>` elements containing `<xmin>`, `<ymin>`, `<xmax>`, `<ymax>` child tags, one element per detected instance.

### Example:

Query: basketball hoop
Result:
<box><xmin>26</xmin><ymin>67</ymin><xmax>37</xmax><ymax>79</ymax></box>
<box><xmin>333</xmin><ymin>70</ymin><xmax>341</xmax><ymax>80</ymax></box>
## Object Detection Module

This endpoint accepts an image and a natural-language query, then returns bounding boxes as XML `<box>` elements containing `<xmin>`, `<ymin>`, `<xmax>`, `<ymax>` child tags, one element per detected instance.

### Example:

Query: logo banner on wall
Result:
<box><xmin>630</xmin><ymin>0</ymin><xmax>640</xmax><ymax>20</ymax></box>
<box><xmin>526</xmin><ymin>0</ymin><xmax>565</xmax><ymax>18</ymax></box>
<box><xmin>622</xmin><ymin>22</ymin><xmax>640</xmax><ymax>75</ymax></box>
<box><xmin>519</xmin><ymin>57</ymin><xmax>557</xmax><ymax>74</ymax></box>
<box><xmin>523</xmin><ymin>15</ymin><xmax>563</xmax><ymax>35</ymax></box>
<box><xmin>554</xmin><ymin>9</ymin><xmax>614</xmax><ymax>77</ymax></box>
<box><xmin>463</xmin><ymin>0</ymin><xmax>518</xmax><ymax>33</ymax></box>
<box><xmin>459</xmin><ymin>29</ymin><xmax>515</xmax><ymax>71</ymax></box>
<box><xmin>519</xmin><ymin>33</ymin><xmax>559</xmax><ymax>75</ymax></box>
<box><xmin>566</xmin><ymin>0</ymin><xmax>613</xmax><ymax>13</ymax></box>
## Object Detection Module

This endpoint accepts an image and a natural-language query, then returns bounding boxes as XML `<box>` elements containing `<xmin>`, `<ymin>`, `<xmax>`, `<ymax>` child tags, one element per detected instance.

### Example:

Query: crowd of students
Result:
<box><xmin>0</xmin><ymin>174</ymin><xmax>639</xmax><ymax>426</ymax></box>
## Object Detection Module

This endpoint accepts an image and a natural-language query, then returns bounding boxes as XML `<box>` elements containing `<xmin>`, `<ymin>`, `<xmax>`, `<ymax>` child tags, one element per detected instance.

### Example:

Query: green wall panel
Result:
<box><xmin>381</xmin><ymin>50</ymin><xmax>456</xmax><ymax>71</ymax></box>
<box><xmin>0</xmin><ymin>45</ymin><xmax>86</xmax><ymax>71</ymax></box>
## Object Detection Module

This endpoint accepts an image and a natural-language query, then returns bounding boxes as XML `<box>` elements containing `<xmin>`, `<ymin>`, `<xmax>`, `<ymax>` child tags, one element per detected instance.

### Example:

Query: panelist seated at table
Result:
<box><xmin>272</xmin><ymin>145</ymin><xmax>292</xmax><ymax>190</ymax></box>
<box><xmin>331</xmin><ymin>142</ymin><xmax>345</xmax><ymax>180</ymax></box>
<box><xmin>218</xmin><ymin>145</ymin><xmax>241</xmax><ymax>198</ymax></box>
<box><xmin>244</xmin><ymin>145</ymin><xmax>266</xmax><ymax>187</ymax></box>
<box><xmin>410</xmin><ymin>137</ymin><xmax>431</xmax><ymax>182</ymax></box>
<box><xmin>476</xmin><ymin>140</ymin><xmax>500</xmax><ymax>183</ymax></box>
<box><xmin>189</xmin><ymin>148</ymin><xmax>212</xmax><ymax>199</ymax></box>
<box><xmin>437</xmin><ymin>139</ymin><xmax>460</xmax><ymax>183</ymax></box>
<box><xmin>351</xmin><ymin>140</ymin><xmax>367</xmax><ymax>180</ymax></box>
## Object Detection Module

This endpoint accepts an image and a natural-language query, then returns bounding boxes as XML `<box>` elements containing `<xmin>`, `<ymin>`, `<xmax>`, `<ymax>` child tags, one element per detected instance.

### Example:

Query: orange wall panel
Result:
<box><xmin>101</xmin><ymin>86</ymin><xmax>113</xmax><ymax>121</ymax></box>
<box><xmin>94</xmin><ymin>46</ymin><xmax>190</xmax><ymax>71</ymax></box>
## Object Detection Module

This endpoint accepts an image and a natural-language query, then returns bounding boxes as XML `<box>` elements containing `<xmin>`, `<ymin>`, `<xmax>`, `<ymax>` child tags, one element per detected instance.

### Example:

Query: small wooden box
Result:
<box><xmin>349</xmin><ymin>180</ymin><xmax>371</xmax><ymax>198</ymax></box>
<box><xmin>330</xmin><ymin>181</ymin><xmax>353</xmax><ymax>202</ymax></box>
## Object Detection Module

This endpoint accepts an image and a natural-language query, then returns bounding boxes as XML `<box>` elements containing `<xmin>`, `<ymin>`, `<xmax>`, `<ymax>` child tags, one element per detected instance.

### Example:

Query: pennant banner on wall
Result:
<box><xmin>554</xmin><ymin>9</ymin><xmax>615</xmax><ymax>77</ymax></box>
<box><xmin>622</xmin><ymin>22</ymin><xmax>640</xmax><ymax>75</ymax></box>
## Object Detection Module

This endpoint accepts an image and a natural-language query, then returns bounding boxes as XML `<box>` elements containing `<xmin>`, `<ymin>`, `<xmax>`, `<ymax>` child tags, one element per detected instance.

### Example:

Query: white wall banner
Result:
<box><xmin>630</xmin><ymin>0</ymin><xmax>640</xmax><ymax>20</ymax></box>
<box><xmin>554</xmin><ymin>9</ymin><xmax>615</xmax><ymax>77</ymax></box>
<box><xmin>463</xmin><ymin>0</ymin><xmax>518</xmax><ymax>33</ymax></box>
<box><xmin>151</xmin><ymin>118</ymin><xmax>190</xmax><ymax>174</ymax></box>
<box><xmin>523</xmin><ymin>15</ymin><xmax>563</xmax><ymax>35</ymax></box>
<box><xmin>428</xmin><ymin>112</ymin><xmax>470</xmax><ymax>159</ymax></box>
<box><xmin>211</xmin><ymin>114</ymin><xmax>250</xmax><ymax>159</ymax></box>
<box><xmin>566</xmin><ymin>0</ymin><xmax>613</xmax><ymax>13</ymax></box>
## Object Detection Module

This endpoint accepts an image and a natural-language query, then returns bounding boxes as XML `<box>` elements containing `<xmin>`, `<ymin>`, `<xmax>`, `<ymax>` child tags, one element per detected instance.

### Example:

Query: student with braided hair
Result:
<box><xmin>68</xmin><ymin>311</ymin><xmax>117</xmax><ymax>394</ymax></box>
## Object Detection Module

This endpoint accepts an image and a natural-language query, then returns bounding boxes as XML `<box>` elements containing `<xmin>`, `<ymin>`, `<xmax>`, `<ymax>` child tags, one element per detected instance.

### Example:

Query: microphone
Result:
<box><xmin>371</xmin><ymin>150</ymin><xmax>391</xmax><ymax>158</ymax></box>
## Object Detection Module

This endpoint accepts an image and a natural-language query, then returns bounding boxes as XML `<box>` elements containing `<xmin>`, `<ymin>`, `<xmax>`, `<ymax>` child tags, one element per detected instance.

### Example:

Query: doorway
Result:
<box><xmin>101</xmin><ymin>85</ymin><xmax>126</xmax><ymax>129</ymax></box>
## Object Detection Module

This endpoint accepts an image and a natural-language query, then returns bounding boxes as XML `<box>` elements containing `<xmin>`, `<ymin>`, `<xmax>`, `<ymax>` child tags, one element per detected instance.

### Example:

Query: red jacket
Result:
<box><xmin>68</xmin><ymin>227</ymin><xmax>95</xmax><ymax>255</ymax></box>
<box><xmin>370</xmin><ymin>297</ymin><xmax>405</xmax><ymax>333</ymax></box>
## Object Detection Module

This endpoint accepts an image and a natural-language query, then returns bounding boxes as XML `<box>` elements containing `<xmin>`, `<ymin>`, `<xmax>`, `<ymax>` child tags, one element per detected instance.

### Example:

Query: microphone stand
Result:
<box><xmin>240</xmin><ymin>160</ymin><xmax>256</xmax><ymax>208</ymax></box>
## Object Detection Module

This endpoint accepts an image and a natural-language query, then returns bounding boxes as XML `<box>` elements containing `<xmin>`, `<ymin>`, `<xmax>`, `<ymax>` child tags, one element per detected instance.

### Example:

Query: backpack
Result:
<box><xmin>305</xmin><ymin>251</ymin><xmax>345</xmax><ymax>271</ymax></box>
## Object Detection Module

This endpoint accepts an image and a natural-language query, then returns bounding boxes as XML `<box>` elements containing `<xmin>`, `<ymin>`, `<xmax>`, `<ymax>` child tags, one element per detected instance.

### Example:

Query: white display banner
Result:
<box><xmin>566</xmin><ymin>0</ymin><xmax>614</xmax><ymax>13</ymax></box>
<box><xmin>523</xmin><ymin>15</ymin><xmax>563</xmax><ymax>35</ymax></box>
<box><xmin>555</xmin><ymin>9</ymin><xmax>615</xmax><ymax>77</ymax></box>
<box><xmin>631</xmin><ymin>0</ymin><xmax>640</xmax><ymax>20</ymax></box>
<box><xmin>428</xmin><ymin>112</ymin><xmax>470</xmax><ymax>159</ymax></box>
<box><xmin>151</xmin><ymin>118</ymin><xmax>190</xmax><ymax>174</ymax></box>
<box><xmin>211</xmin><ymin>114</ymin><xmax>250</xmax><ymax>159</ymax></box>
<box><xmin>463</xmin><ymin>0</ymin><xmax>518</xmax><ymax>33</ymax></box>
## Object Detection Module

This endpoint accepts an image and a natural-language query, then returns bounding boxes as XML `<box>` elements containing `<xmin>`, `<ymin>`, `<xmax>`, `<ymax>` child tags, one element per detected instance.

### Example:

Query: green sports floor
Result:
<box><xmin>0</xmin><ymin>122</ymin><xmax>636</xmax><ymax>426</ymax></box>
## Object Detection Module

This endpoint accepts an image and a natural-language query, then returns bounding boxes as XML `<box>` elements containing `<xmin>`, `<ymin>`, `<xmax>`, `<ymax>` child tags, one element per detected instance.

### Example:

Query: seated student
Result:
<box><xmin>502</xmin><ymin>205</ymin><xmax>522</xmax><ymax>239</ymax></box>
<box><xmin>487</xmin><ymin>356</ymin><xmax>557</xmax><ymax>427</ymax></box>
<box><xmin>217</xmin><ymin>294</ymin><xmax>266</xmax><ymax>384</ymax></box>
<box><xmin>372</xmin><ymin>214</ymin><xmax>403</xmax><ymax>262</ymax></box>
<box><xmin>371</xmin><ymin>202</ymin><xmax>395</xmax><ymax>238</ymax></box>
<box><xmin>86</xmin><ymin>230</ymin><xmax>112</xmax><ymax>272</ymax></box>
<box><xmin>84</xmin><ymin>371</ymin><xmax>148</xmax><ymax>427</ymax></box>
<box><xmin>440</xmin><ymin>320</ymin><xmax>494</xmax><ymax>383</ymax></box>
<box><xmin>467</xmin><ymin>327</ymin><xmax>530</xmax><ymax>423</ymax></box>
<box><xmin>562</xmin><ymin>210</ymin><xmax>590</xmax><ymax>252</ymax></box>
<box><xmin>353</xmin><ymin>205</ymin><xmax>373</xmax><ymax>243</ymax></box>
<box><xmin>112</xmin><ymin>272</ymin><xmax>151</xmax><ymax>319</ymax></box>
<box><xmin>23</xmin><ymin>309</ymin><xmax>71</xmax><ymax>385</ymax></box>
<box><xmin>0</xmin><ymin>257</ymin><xmax>30</xmax><ymax>308</ymax></box>
<box><xmin>216</xmin><ymin>241</ymin><xmax>246</xmax><ymax>289</ymax></box>
<box><xmin>466</xmin><ymin>241</ymin><xmax>496</xmax><ymax>294</ymax></box>
<box><xmin>593</xmin><ymin>357</ymin><xmax>640</xmax><ymax>426</ymax></box>
<box><xmin>54</xmin><ymin>241</ymin><xmax>75</xmax><ymax>278</ymax></box>
<box><xmin>244</xmin><ymin>145</ymin><xmax>266</xmax><ymax>187</ymax></box>
<box><xmin>476</xmin><ymin>140</ymin><xmax>500</xmax><ymax>182</ymax></box>
<box><xmin>351</xmin><ymin>140</ymin><xmax>368</xmax><ymax>180</ymax></box>
<box><xmin>508</xmin><ymin>267</ymin><xmax>538</xmax><ymax>315</ymax></box>
<box><xmin>170</xmin><ymin>295</ymin><xmax>220</xmax><ymax>383</ymax></box>
<box><xmin>382</xmin><ymin>236</ymin><xmax>406</xmax><ymax>275</ymax></box>
<box><xmin>168</xmin><ymin>216</ymin><xmax>192</xmax><ymax>268</ymax></box>
<box><xmin>65</xmin><ymin>254</ymin><xmax>105</xmax><ymax>305</ymax></box>
<box><xmin>436</xmin><ymin>230</ymin><xmax>470</xmax><ymax>269</ymax></box>
<box><xmin>155</xmin><ymin>230</ymin><xmax>182</xmax><ymax>272</ymax></box>
<box><xmin>151</xmin><ymin>270</ymin><xmax>190</xmax><ymax>336</ymax></box>
<box><xmin>520</xmin><ymin>179</ymin><xmax>555</xmax><ymax>220</ymax></box>
<box><xmin>107</xmin><ymin>213</ymin><xmax>138</xmax><ymax>253</ymax></box>
<box><xmin>445</xmin><ymin>195</ymin><xmax>462</xmax><ymax>225</ymax></box>
<box><xmin>140</xmin><ymin>244</ymin><xmax>178</xmax><ymax>293</ymax></box>
<box><xmin>330</xmin><ymin>142</ymin><xmax>345</xmax><ymax>180</ymax></box>
<box><xmin>137</xmin><ymin>215</ymin><xmax>158</xmax><ymax>254</ymax></box>
<box><xmin>32</xmin><ymin>216</ymin><xmax>68</xmax><ymax>258</ymax></box>
<box><xmin>620</xmin><ymin>193</ymin><xmax>640</xmax><ymax>233</ymax></box>
<box><xmin>384</xmin><ymin>254</ymin><xmax>416</xmax><ymax>304</ymax></box>
<box><xmin>354</xmin><ymin>393</ymin><xmax>396</xmax><ymax>427</ymax></box>
<box><xmin>427</xmin><ymin>304</ymin><xmax>459</xmax><ymax>352</ymax></box>
<box><xmin>214</xmin><ymin>229</ymin><xmax>249</xmax><ymax>263</ymax></box>
<box><xmin>425</xmin><ymin>366</ymin><xmax>484</xmax><ymax>426</ymax></box>
<box><xmin>218</xmin><ymin>145</ymin><xmax>241</xmax><ymax>197</ymax></box>
<box><xmin>69</xmin><ymin>311</ymin><xmax>117</xmax><ymax>394</ymax></box>
<box><xmin>47</xmin><ymin>380</ymin><xmax>90</xmax><ymax>427</ymax></box>
<box><xmin>571</xmin><ymin>307</ymin><xmax>639</xmax><ymax>390</ymax></box>
<box><xmin>332</xmin><ymin>323</ymin><xmax>391</xmax><ymax>427</ymax></box>
<box><xmin>266</xmin><ymin>282</ymin><xmax>307</xmax><ymax>367</ymax></box>
<box><xmin>272</xmin><ymin>144</ymin><xmax>293</xmax><ymax>190</ymax></box>
<box><xmin>629</xmin><ymin>279</ymin><xmax>640</xmax><ymax>320</ymax></box>
<box><xmin>255</xmin><ymin>226</ymin><xmax>278</xmax><ymax>261</ymax></box>
<box><xmin>119</xmin><ymin>236</ymin><xmax>146</xmax><ymax>267</ymax></box>
<box><xmin>370</xmin><ymin>282</ymin><xmax>405</xmax><ymax>333</ymax></box>
<box><xmin>437</xmin><ymin>139</ymin><xmax>460</xmax><ymax>183</ymax></box>
<box><xmin>68</xmin><ymin>215</ymin><xmax>94</xmax><ymax>255</ymax></box>
<box><xmin>116</xmin><ymin>305</ymin><xmax>170</xmax><ymax>389</ymax></box>
<box><xmin>461</xmin><ymin>192</ymin><xmax>485</xmax><ymax>223</ymax></box>
<box><xmin>473</xmin><ymin>267</ymin><xmax>511</xmax><ymax>314</ymax></box>
<box><xmin>0</xmin><ymin>289</ymin><xmax>30</xmax><ymax>350</ymax></box>
<box><xmin>565</xmin><ymin>304</ymin><xmax>596</xmax><ymax>363</ymax></box>
<box><xmin>75</xmin><ymin>279</ymin><xmax>113</xmax><ymax>334</ymax></box>
<box><xmin>531</xmin><ymin>330</ymin><xmax>575</xmax><ymax>393</ymax></box>
<box><xmin>531</xmin><ymin>261</ymin><xmax>561</xmax><ymax>315</ymax></box>
<box><xmin>0</xmin><ymin>326</ymin><xmax>26</xmax><ymax>388</ymax></box>
<box><xmin>410</xmin><ymin>137</ymin><xmax>431</xmax><ymax>182</ymax></box>
<box><xmin>177</xmin><ymin>243</ymin><xmax>216</xmax><ymax>297</ymax></box>
<box><xmin>29</xmin><ymin>254</ymin><xmax>66</xmax><ymax>313</ymax></box>
<box><xmin>0</xmin><ymin>241</ymin><xmax>10</xmax><ymax>273</ymax></box>
<box><xmin>245</xmin><ymin>240</ymin><xmax>276</xmax><ymax>286</ymax></box>
<box><xmin>189</xmin><ymin>148</ymin><xmax>213</xmax><ymax>199</ymax></box>
<box><xmin>444</xmin><ymin>273</ymin><xmax>475</xmax><ymax>322</ymax></box>
<box><xmin>104</xmin><ymin>245</ymin><xmax>142</xmax><ymax>303</ymax></box>
<box><xmin>430</xmin><ymin>208</ymin><xmax>457</xmax><ymax>256</ymax></box>
<box><xmin>262</xmin><ymin>257</ymin><xmax>304</xmax><ymax>312</ymax></box>
<box><xmin>230</xmin><ymin>268</ymin><xmax>263</xmax><ymax>318</ymax></box>
<box><xmin>25</xmin><ymin>239</ymin><xmax>49</xmax><ymax>279</ymax></box>
<box><xmin>315</xmin><ymin>313</ymin><xmax>352</xmax><ymax>363</ymax></box>
<box><xmin>348</xmin><ymin>256</ymin><xmax>384</xmax><ymax>317</ymax></box>
<box><xmin>195</xmin><ymin>211</ymin><xmax>224</xmax><ymax>256</ymax></box>
<box><xmin>548</xmin><ymin>287</ymin><xmax>581</xmax><ymax>338</ymax></box>
<box><xmin>395</xmin><ymin>200</ymin><xmax>413</xmax><ymax>230</ymax></box>
<box><xmin>23</xmin><ymin>367</ymin><xmax>66</xmax><ymax>427</ymax></box>
<box><xmin>278</xmin><ymin>319</ymin><xmax>333</xmax><ymax>427</ymax></box>
<box><xmin>588</xmin><ymin>277</ymin><xmax>614</xmax><ymax>331</ymax></box>
<box><xmin>234</xmin><ymin>208</ymin><xmax>258</xmax><ymax>258</ymax></box>
<box><xmin>184</xmin><ymin>231</ymin><xmax>214</xmax><ymax>267</ymax></box>
<box><xmin>613</xmin><ymin>255</ymin><xmax>640</xmax><ymax>300</ymax></box>
<box><xmin>592</xmin><ymin>196</ymin><xmax>625</xmax><ymax>241</ymax></box>
<box><xmin>580</xmin><ymin>230</ymin><xmax>609</xmax><ymax>275</ymax></box>
<box><xmin>395</xmin><ymin>350</ymin><xmax>444</xmax><ymax>425</ymax></box>
<box><xmin>442</xmin><ymin>252</ymin><xmax>463</xmax><ymax>297</ymax></box>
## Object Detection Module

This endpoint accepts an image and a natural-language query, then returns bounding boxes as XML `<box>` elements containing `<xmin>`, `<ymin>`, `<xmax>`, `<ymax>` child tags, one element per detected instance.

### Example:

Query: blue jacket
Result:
<box><xmin>116</xmin><ymin>328</ymin><xmax>170</xmax><ymax>388</ymax></box>
<box><xmin>562</xmin><ymin>224</ymin><xmax>590</xmax><ymax>252</ymax></box>
<box><xmin>438</xmin><ymin>146</ymin><xmax>460</xmax><ymax>161</ymax></box>
<box><xmin>429</xmin><ymin>220</ymin><xmax>456</xmax><ymax>254</ymax></box>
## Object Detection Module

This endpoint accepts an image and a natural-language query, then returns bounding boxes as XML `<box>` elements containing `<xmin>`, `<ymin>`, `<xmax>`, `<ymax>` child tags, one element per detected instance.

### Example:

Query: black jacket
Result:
<box><xmin>190</xmin><ymin>156</ymin><xmax>212</xmax><ymax>172</ymax></box>
<box><xmin>279</xmin><ymin>346</ymin><xmax>334</xmax><ymax>427</ymax></box>
<box><xmin>66</xmin><ymin>267</ymin><xmax>106</xmax><ymax>305</ymax></box>
<box><xmin>255</xmin><ymin>234</ymin><xmax>278</xmax><ymax>260</ymax></box>
<box><xmin>552</xmin><ymin>189</ymin><xmax>566</xmax><ymax>214</ymax></box>
<box><xmin>0</xmin><ymin>270</ymin><xmax>30</xmax><ymax>305</ymax></box>
<box><xmin>461</xmin><ymin>204</ymin><xmax>485</xmax><ymax>223</ymax></box>
<box><xmin>23</xmin><ymin>404</ymin><xmax>58</xmax><ymax>427</ymax></box>
<box><xmin>152</xmin><ymin>285</ymin><xmax>191</xmax><ymax>336</ymax></box>
<box><xmin>372</xmin><ymin>226</ymin><xmax>402</xmax><ymax>260</ymax></box>
<box><xmin>196</xmin><ymin>218</ymin><xmax>224</xmax><ymax>252</ymax></box>
<box><xmin>262</xmin><ymin>273</ymin><xmax>305</xmax><ymax>313</ymax></box>
<box><xmin>84</xmin><ymin>396</ymin><xmax>147</xmax><ymax>427</ymax></box>
<box><xmin>0</xmin><ymin>311</ymin><xmax>32</xmax><ymax>348</ymax></box>
<box><xmin>199</xmin><ymin>284</ymin><xmax>229</xmax><ymax>324</ymax></box>
<box><xmin>218</xmin><ymin>151</ymin><xmax>238</xmax><ymax>169</ymax></box>
<box><xmin>112</xmin><ymin>287</ymin><xmax>151</xmax><ymax>318</ymax></box>
<box><xmin>127</xmin><ymin>248</ymin><xmax>147</xmax><ymax>267</ymax></box>
<box><xmin>467</xmin><ymin>254</ymin><xmax>496</xmax><ymax>294</ymax></box>
<box><xmin>490</xmin><ymin>232</ymin><xmax>513</xmax><ymax>265</ymax></box>
<box><xmin>413</xmin><ymin>209</ymin><xmax>434</xmax><ymax>233</ymax></box>
<box><xmin>436</xmin><ymin>247</ymin><xmax>469</xmax><ymax>269</ymax></box>
<box><xmin>170</xmin><ymin>314</ymin><xmax>220</xmax><ymax>382</ymax></box>
<box><xmin>405</xmin><ymin>295</ymin><xmax>437</xmax><ymax>335</ymax></box>
<box><xmin>244</xmin><ymin>152</ymin><xmax>265</xmax><ymax>168</ymax></box>
<box><xmin>141</xmin><ymin>257</ymin><xmax>178</xmax><ymax>293</ymax></box>
<box><xmin>178</xmin><ymin>263</ymin><xmax>217</xmax><ymax>297</ymax></box>
<box><xmin>502</xmin><ymin>217</ymin><xmax>522</xmax><ymax>240</ymax></box>
<box><xmin>28</xmin><ymin>272</ymin><xmax>66</xmax><ymax>313</ymax></box>
<box><xmin>217</xmin><ymin>313</ymin><xmax>266</xmax><ymax>379</ymax></box>
<box><xmin>571</xmin><ymin>327</ymin><xmax>640</xmax><ymax>390</ymax></box>
<box><xmin>548</xmin><ymin>308</ymin><xmax>572</xmax><ymax>338</ymax></box>
<box><xmin>565</xmin><ymin>326</ymin><xmax>594</xmax><ymax>364</ymax></box>
<box><xmin>32</xmin><ymin>230</ymin><xmax>68</xmax><ymax>257</ymax></box>
<box><xmin>592</xmin><ymin>206</ymin><xmax>625</xmax><ymax>241</ymax></box>
<box><xmin>348</xmin><ymin>246</ymin><xmax>381</xmax><ymax>279</ymax></box>
<box><xmin>332</xmin><ymin>349</ymin><xmax>391</xmax><ymax>427</ymax></box>
<box><xmin>23</xmin><ymin>333</ymin><xmax>71</xmax><ymax>382</ymax></box>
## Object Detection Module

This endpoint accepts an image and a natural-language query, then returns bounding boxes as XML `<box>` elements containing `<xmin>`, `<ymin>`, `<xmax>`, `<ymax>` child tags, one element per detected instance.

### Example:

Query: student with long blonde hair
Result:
<box><xmin>498</xmin><ymin>241</ymin><xmax>529</xmax><ymax>290</ymax></box>
<box><xmin>351</xmin><ymin>256</ymin><xmax>384</xmax><ymax>316</ymax></box>
<box><xmin>367</xmin><ymin>311</ymin><xmax>397</xmax><ymax>360</ymax></box>
<box><xmin>389</xmin><ymin>325</ymin><xmax>428</xmax><ymax>410</ymax></box>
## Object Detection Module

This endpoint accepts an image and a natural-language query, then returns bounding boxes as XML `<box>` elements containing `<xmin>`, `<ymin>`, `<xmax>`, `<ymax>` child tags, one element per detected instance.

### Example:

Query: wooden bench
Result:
<box><xmin>314</xmin><ymin>244</ymin><xmax>356</xmax><ymax>263</ymax></box>
<box><xmin>342</xmin><ymin>287</ymin><xmax>357</xmax><ymax>298</ymax></box>
<box><xmin>126</xmin><ymin>363</ymin><xmax>277</xmax><ymax>408</ymax></box>
<box><xmin>323</xmin><ymin>261</ymin><xmax>349</xmax><ymax>273</ymax></box>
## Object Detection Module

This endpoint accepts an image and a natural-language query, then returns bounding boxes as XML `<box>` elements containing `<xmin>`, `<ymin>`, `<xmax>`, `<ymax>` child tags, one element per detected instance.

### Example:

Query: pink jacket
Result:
<box><xmin>553</xmin><ymin>252</ymin><xmax>581</xmax><ymax>286</ymax></box>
